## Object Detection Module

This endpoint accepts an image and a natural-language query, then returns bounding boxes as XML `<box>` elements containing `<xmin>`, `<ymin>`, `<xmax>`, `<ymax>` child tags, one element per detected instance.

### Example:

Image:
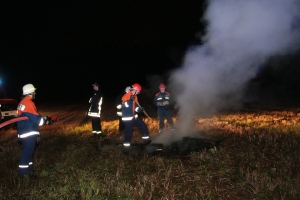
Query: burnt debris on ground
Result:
<box><xmin>97</xmin><ymin>137</ymin><xmax>221</xmax><ymax>157</ymax></box>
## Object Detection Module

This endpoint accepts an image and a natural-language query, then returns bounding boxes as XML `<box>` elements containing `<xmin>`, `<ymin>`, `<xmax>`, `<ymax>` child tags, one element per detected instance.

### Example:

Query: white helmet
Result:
<box><xmin>23</xmin><ymin>84</ymin><xmax>36</xmax><ymax>95</ymax></box>
<box><xmin>125</xmin><ymin>86</ymin><xmax>131</xmax><ymax>93</ymax></box>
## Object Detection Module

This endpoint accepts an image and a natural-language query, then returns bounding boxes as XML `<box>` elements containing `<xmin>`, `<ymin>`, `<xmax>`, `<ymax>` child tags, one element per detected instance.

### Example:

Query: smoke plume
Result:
<box><xmin>168</xmin><ymin>0</ymin><xmax>300</xmax><ymax>133</ymax></box>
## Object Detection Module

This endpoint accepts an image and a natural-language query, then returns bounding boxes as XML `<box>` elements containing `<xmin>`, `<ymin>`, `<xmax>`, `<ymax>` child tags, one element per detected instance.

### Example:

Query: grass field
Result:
<box><xmin>1</xmin><ymin>101</ymin><xmax>300</xmax><ymax>199</ymax></box>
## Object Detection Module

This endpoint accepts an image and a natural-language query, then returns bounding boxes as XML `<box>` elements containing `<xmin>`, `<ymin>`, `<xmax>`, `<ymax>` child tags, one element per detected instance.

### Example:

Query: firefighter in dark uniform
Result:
<box><xmin>154</xmin><ymin>83</ymin><xmax>175</xmax><ymax>133</ymax></box>
<box><xmin>115</xmin><ymin>86</ymin><xmax>131</xmax><ymax>135</ymax></box>
<box><xmin>87</xmin><ymin>82</ymin><xmax>103</xmax><ymax>137</ymax></box>
<box><xmin>17</xmin><ymin>83</ymin><xmax>54</xmax><ymax>177</ymax></box>
<box><xmin>121</xmin><ymin>83</ymin><xmax>151</xmax><ymax>152</ymax></box>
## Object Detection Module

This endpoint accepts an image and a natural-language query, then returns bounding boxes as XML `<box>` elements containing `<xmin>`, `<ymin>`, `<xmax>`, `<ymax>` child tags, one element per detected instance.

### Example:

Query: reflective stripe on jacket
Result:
<box><xmin>154</xmin><ymin>91</ymin><xmax>171</xmax><ymax>108</ymax></box>
<box><xmin>116</xmin><ymin>91</ymin><xmax>125</xmax><ymax>117</ymax></box>
<box><xmin>121</xmin><ymin>93</ymin><xmax>139</xmax><ymax>120</ymax></box>
<box><xmin>17</xmin><ymin>96</ymin><xmax>43</xmax><ymax>139</ymax></box>
<box><xmin>88</xmin><ymin>90</ymin><xmax>103</xmax><ymax>117</ymax></box>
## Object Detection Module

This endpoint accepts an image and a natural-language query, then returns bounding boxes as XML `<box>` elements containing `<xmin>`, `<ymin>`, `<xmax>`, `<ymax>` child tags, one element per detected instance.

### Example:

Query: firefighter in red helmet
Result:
<box><xmin>121</xmin><ymin>83</ymin><xmax>151</xmax><ymax>154</ymax></box>
<box><xmin>154</xmin><ymin>83</ymin><xmax>175</xmax><ymax>133</ymax></box>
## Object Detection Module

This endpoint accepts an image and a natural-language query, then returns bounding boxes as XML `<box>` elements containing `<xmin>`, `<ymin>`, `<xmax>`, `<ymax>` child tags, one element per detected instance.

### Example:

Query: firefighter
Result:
<box><xmin>121</xmin><ymin>83</ymin><xmax>151</xmax><ymax>153</ymax></box>
<box><xmin>17</xmin><ymin>83</ymin><xmax>54</xmax><ymax>177</ymax></box>
<box><xmin>153</xmin><ymin>83</ymin><xmax>175</xmax><ymax>133</ymax></box>
<box><xmin>87</xmin><ymin>82</ymin><xmax>103</xmax><ymax>137</ymax></box>
<box><xmin>115</xmin><ymin>86</ymin><xmax>131</xmax><ymax>136</ymax></box>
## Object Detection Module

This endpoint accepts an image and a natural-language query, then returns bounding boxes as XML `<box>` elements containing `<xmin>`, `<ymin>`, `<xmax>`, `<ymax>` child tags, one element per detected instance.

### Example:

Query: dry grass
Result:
<box><xmin>0</xmin><ymin>101</ymin><xmax>300</xmax><ymax>199</ymax></box>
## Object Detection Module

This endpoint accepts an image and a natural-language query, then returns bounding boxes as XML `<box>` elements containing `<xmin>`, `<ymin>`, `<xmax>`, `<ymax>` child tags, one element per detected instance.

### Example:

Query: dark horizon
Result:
<box><xmin>1</xmin><ymin>1</ymin><xmax>300</xmax><ymax>107</ymax></box>
<box><xmin>0</xmin><ymin>1</ymin><xmax>205</xmax><ymax>103</ymax></box>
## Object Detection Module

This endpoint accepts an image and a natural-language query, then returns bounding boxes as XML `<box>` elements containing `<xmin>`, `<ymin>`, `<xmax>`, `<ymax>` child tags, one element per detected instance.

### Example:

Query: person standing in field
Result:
<box><xmin>87</xmin><ymin>82</ymin><xmax>103</xmax><ymax>137</ymax></box>
<box><xmin>153</xmin><ymin>83</ymin><xmax>175</xmax><ymax>133</ymax></box>
<box><xmin>17</xmin><ymin>83</ymin><xmax>54</xmax><ymax>177</ymax></box>
<box><xmin>121</xmin><ymin>83</ymin><xmax>151</xmax><ymax>153</ymax></box>
<box><xmin>115</xmin><ymin>86</ymin><xmax>131</xmax><ymax>136</ymax></box>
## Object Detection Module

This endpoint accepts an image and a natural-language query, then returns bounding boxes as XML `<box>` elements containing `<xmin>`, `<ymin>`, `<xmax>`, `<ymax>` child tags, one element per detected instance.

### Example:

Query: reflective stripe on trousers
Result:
<box><xmin>18</xmin><ymin>131</ymin><xmax>40</xmax><ymax>138</ymax></box>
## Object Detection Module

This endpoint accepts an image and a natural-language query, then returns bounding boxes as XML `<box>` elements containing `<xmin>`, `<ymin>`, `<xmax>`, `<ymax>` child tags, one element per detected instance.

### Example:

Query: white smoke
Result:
<box><xmin>168</xmin><ymin>0</ymin><xmax>300</xmax><ymax>132</ymax></box>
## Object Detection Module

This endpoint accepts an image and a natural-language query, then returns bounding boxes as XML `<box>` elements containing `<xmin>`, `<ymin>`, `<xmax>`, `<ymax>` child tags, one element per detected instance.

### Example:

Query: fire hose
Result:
<box><xmin>0</xmin><ymin>115</ymin><xmax>58</xmax><ymax>150</ymax></box>
<box><xmin>0</xmin><ymin>116</ymin><xmax>28</xmax><ymax>128</ymax></box>
<box><xmin>0</xmin><ymin>115</ymin><xmax>59</xmax><ymax>129</ymax></box>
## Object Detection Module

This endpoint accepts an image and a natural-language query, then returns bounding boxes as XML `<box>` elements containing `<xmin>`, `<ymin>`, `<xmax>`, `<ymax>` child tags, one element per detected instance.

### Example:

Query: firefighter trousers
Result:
<box><xmin>123</xmin><ymin>118</ymin><xmax>149</xmax><ymax>144</ymax></box>
<box><xmin>18</xmin><ymin>136</ymin><xmax>36</xmax><ymax>177</ymax></box>
<box><xmin>158</xmin><ymin>108</ymin><xmax>175</xmax><ymax>130</ymax></box>
<box><xmin>91</xmin><ymin>117</ymin><xmax>102</xmax><ymax>133</ymax></box>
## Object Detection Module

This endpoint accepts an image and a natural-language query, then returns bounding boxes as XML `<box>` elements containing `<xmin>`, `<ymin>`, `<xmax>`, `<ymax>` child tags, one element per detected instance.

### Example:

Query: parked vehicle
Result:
<box><xmin>0</xmin><ymin>85</ymin><xmax>18</xmax><ymax>123</ymax></box>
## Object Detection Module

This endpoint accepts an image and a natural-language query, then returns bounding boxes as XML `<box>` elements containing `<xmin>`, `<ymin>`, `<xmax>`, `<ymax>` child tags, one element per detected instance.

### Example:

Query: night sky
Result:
<box><xmin>0</xmin><ymin>1</ymin><xmax>205</xmax><ymax>103</ymax></box>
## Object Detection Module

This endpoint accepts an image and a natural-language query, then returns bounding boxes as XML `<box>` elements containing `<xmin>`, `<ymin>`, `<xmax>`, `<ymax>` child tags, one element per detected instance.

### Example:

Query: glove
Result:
<box><xmin>162</xmin><ymin>101</ymin><xmax>169</xmax><ymax>105</ymax></box>
<box><xmin>137</xmin><ymin>107</ymin><xmax>145</xmax><ymax>113</ymax></box>
<box><xmin>51</xmin><ymin>115</ymin><xmax>59</xmax><ymax>123</ymax></box>
<box><xmin>139</xmin><ymin>107</ymin><xmax>145</xmax><ymax>113</ymax></box>
<box><xmin>157</xmin><ymin>102</ymin><xmax>163</xmax><ymax>106</ymax></box>
<box><xmin>130</xmin><ymin>95</ymin><xmax>135</xmax><ymax>101</ymax></box>
<box><xmin>44</xmin><ymin>116</ymin><xmax>53</xmax><ymax>125</ymax></box>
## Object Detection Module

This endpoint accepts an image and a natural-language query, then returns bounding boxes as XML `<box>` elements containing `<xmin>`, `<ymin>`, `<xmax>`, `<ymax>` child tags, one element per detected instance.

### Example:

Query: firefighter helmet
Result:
<box><xmin>132</xmin><ymin>83</ymin><xmax>142</xmax><ymax>92</ymax></box>
<box><xmin>159</xmin><ymin>83</ymin><xmax>166</xmax><ymax>89</ymax></box>
<box><xmin>22</xmin><ymin>84</ymin><xmax>36</xmax><ymax>95</ymax></box>
<box><xmin>125</xmin><ymin>86</ymin><xmax>131</xmax><ymax>93</ymax></box>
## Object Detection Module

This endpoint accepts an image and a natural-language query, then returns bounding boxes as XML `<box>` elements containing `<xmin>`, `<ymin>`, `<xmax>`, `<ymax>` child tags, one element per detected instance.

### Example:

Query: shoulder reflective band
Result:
<box><xmin>0</xmin><ymin>116</ymin><xmax>29</xmax><ymax>129</ymax></box>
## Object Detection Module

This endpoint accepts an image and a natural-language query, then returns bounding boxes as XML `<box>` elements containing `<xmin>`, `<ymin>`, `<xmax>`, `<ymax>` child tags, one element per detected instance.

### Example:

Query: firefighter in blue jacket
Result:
<box><xmin>121</xmin><ymin>83</ymin><xmax>151</xmax><ymax>152</ymax></box>
<box><xmin>154</xmin><ymin>83</ymin><xmax>175</xmax><ymax>133</ymax></box>
<box><xmin>17</xmin><ymin>83</ymin><xmax>54</xmax><ymax>177</ymax></box>
<box><xmin>87</xmin><ymin>82</ymin><xmax>103</xmax><ymax>137</ymax></box>
<box><xmin>115</xmin><ymin>86</ymin><xmax>131</xmax><ymax>135</ymax></box>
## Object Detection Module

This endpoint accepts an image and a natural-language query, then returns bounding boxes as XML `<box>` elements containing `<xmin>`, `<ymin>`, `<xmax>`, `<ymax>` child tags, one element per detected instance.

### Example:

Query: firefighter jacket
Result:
<box><xmin>17</xmin><ymin>96</ymin><xmax>44</xmax><ymax>139</ymax></box>
<box><xmin>88</xmin><ymin>89</ymin><xmax>103</xmax><ymax>118</ymax></box>
<box><xmin>121</xmin><ymin>93</ymin><xmax>143</xmax><ymax>121</ymax></box>
<box><xmin>154</xmin><ymin>91</ymin><xmax>171</xmax><ymax>110</ymax></box>
<box><xmin>115</xmin><ymin>91</ymin><xmax>125</xmax><ymax>117</ymax></box>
